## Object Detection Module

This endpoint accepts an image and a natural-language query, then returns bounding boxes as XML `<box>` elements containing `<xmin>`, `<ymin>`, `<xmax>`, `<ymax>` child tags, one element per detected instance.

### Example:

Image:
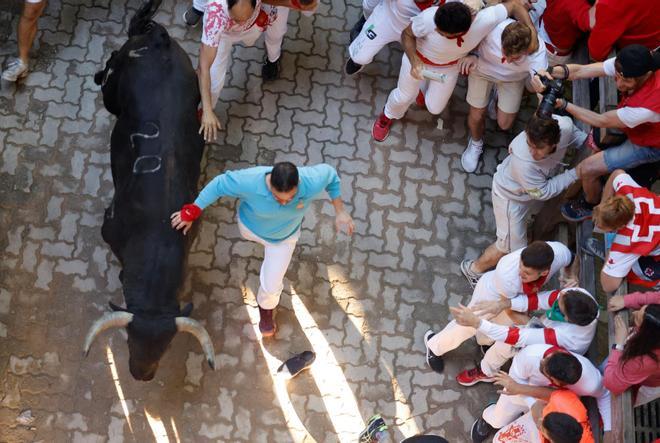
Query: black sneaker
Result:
<box><xmin>349</xmin><ymin>15</ymin><xmax>366</xmax><ymax>43</ymax></box>
<box><xmin>345</xmin><ymin>57</ymin><xmax>363</xmax><ymax>76</ymax></box>
<box><xmin>262</xmin><ymin>58</ymin><xmax>280</xmax><ymax>82</ymax></box>
<box><xmin>582</xmin><ymin>237</ymin><xmax>606</xmax><ymax>261</ymax></box>
<box><xmin>470</xmin><ymin>417</ymin><xmax>496</xmax><ymax>443</ymax></box>
<box><xmin>277</xmin><ymin>351</ymin><xmax>316</xmax><ymax>379</ymax></box>
<box><xmin>359</xmin><ymin>414</ymin><xmax>388</xmax><ymax>442</ymax></box>
<box><xmin>561</xmin><ymin>196</ymin><xmax>594</xmax><ymax>222</ymax></box>
<box><xmin>182</xmin><ymin>7</ymin><xmax>203</xmax><ymax>26</ymax></box>
<box><xmin>424</xmin><ymin>330</ymin><xmax>444</xmax><ymax>373</ymax></box>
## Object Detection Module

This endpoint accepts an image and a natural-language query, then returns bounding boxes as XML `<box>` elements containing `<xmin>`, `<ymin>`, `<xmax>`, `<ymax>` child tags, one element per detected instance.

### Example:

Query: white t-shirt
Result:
<box><xmin>476</xmin><ymin>18</ymin><xmax>548</xmax><ymax>81</ymax></box>
<box><xmin>201</xmin><ymin>0</ymin><xmax>263</xmax><ymax>46</ymax></box>
<box><xmin>411</xmin><ymin>3</ymin><xmax>508</xmax><ymax>65</ymax></box>
<box><xmin>603</xmin><ymin>57</ymin><xmax>660</xmax><ymax>128</ymax></box>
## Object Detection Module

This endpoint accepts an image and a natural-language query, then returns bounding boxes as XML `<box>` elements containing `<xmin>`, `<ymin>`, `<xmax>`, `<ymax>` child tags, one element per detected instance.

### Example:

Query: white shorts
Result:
<box><xmin>492</xmin><ymin>191</ymin><xmax>542</xmax><ymax>254</ymax></box>
<box><xmin>466</xmin><ymin>70</ymin><xmax>526</xmax><ymax>114</ymax></box>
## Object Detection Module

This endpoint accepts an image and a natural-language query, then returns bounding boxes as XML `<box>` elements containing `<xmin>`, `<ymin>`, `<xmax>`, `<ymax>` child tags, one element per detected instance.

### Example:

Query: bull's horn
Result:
<box><xmin>175</xmin><ymin>317</ymin><xmax>216</xmax><ymax>370</ymax></box>
<box><xmin>83</xmin><ymin>312</ymin><xmax>134</xmax><ymax>356</ymax></box>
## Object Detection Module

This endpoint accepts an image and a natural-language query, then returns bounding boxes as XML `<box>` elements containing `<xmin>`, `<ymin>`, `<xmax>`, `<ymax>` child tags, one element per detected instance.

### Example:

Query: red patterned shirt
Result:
<box><xmin>201</xmin><ymin>0</ymin><xmax>265</xmax><ymax>46</ymax></box>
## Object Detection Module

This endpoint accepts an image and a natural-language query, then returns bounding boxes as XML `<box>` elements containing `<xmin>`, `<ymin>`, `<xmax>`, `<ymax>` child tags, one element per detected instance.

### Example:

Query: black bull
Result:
<box><xmin>82</xmin><ymin>1</ymin><xmax>215</xmax><ymax>381</ymax></box>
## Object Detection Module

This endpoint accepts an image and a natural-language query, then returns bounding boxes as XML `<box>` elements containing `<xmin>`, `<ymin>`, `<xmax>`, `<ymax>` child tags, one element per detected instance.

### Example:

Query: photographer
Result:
<box><xmin>542</xmin><ymin>45</ymin><xmax>660</xmax><ymax>221</ymax></box>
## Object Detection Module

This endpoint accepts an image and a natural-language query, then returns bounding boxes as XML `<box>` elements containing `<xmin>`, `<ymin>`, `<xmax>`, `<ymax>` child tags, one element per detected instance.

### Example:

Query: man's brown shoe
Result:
<box><xmin>259</xmin><ymin>306</ymin><xmax>276</xmax><ymax>338</ymax></box>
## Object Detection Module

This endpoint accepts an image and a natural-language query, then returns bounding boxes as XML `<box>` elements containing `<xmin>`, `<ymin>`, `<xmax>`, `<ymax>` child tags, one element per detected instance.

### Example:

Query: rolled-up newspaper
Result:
<box><xmin>422</xmin><ymin>69</ymin><xmax>447</xmax><ymax>83</ymax></box>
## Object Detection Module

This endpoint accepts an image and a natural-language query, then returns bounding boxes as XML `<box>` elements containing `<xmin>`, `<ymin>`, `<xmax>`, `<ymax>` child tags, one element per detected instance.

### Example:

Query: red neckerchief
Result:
<box><xmin>447</xmin><ymin>33</ymin><xmax>466</xmax><ymax>47</ymax></box>
<box><xmin>522</xmin><ymin>273</ymin><xmax>548</xmax><ymax>298</ymax></box>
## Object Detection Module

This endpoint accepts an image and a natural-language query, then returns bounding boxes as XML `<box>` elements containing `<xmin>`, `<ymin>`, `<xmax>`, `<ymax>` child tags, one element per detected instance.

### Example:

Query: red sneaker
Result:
<box><xmin>258</xmin><ymin>306</ymin><xmax>276</xmax><ymax>338</ymax></box>
<box><xmin>416</xmin><ymin>90</ymin><xmax>426</xmax><ymax>109</ymax></box>
<box><xmin>372</xmin><ymin>112</ymin><xmax>393</xmax><ymax>142</ymax></box>
<box><xmin>456</xmin><ymin>367</ymin><xmax>494</xmax><ymax>386</ymax></box>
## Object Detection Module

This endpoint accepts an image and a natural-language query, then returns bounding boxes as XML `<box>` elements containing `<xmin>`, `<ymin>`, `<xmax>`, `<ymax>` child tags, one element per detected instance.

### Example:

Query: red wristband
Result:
<box><xmin>180</xmin><ymin>204</ymin><xmax>202</xmax><ymax>222</ymax></box>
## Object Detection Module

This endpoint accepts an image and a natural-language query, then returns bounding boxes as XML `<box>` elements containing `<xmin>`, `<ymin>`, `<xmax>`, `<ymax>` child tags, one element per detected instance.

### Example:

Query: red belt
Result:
<box><xmin>545</xmin><ymin>42</ymin><xmax>572</xmax><ymax>57</ymax></box>
<box><xmin>416</xmin><ymin>51</ymin><xmax>459</xmax><ymax>67</ymax></box>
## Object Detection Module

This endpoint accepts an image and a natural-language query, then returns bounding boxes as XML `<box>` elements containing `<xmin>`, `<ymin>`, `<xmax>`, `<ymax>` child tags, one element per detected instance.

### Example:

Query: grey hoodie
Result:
<box><xmin>492</xmin><ymin>115</ymin><xmax>587</xmax><ymax>203</ymax></box>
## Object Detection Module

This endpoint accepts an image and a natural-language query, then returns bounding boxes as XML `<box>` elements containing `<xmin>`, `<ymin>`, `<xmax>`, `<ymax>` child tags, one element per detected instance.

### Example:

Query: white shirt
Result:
<box><xmin>603</xmin><ymin>57</ymin><xmax>660</xmax><ymax>128</ymax></box>
<box><xmin>411</xmin><ymin>3</ymin><xmax>508</xmax><ymax>65</ymax></box>
<box><xmin>201</xmin><ymin>0</ymin><xmax>263</xmax><ymax>46</ymax></box>
<box><xmin>476</xmin><ymin>18</ymin><xmax>548</xmax><ymax>81</ymax></box>
<box><xmin>509</xmin><ymin>344</ymin><xmax>612</xmax><ymax>430</ymax></box>
<box><xmin>478</xmin><ymin>241</ymin><xmax>573</xmax><ymax>300</ymax></box>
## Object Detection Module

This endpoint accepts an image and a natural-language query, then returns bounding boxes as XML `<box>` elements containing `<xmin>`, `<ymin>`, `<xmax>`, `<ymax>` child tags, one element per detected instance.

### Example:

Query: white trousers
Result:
<box><xmin>238</xmin><ymin>220</ymin><xmax>300</xmax><ymax>310</ymax></box>
<box><xmin>492</xmin><ymin>411</ymin><xmax>541</xmax><ymax>443</ymax></box>
<box><xmin>349</xmin><ymin>1</ymin><xmax>407</xmax><ymax>66</ymax></box>
<box><xmin>207</xmin><ymin>6</ymin><xmax>284</xmax><ymax>107</ymax></box>
<box><xmin>481</xmin><ymin>341</ymin><xmax>518</xmax><ymax>377</ymax></box>
<box><xmin>483</xmin><ymin>393</ymin><xmax>530</xmax><ymax>429</ymax></box>
<box><xmin>384</xmin><ymin>54</ymin><xmax>460</xmax><ymax>119</ymax></box>
<box><xmin>427</xmin><ymin>276</ymin><xmax>514</xmax><ymax>356</ymax></box>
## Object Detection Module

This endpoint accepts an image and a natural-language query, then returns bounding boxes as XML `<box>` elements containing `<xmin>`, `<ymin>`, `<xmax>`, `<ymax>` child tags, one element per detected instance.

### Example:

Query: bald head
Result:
<box><xmin>229</xmin><ymin>0</ymin><xmax>256</xmax><ymax>23</ymax></box>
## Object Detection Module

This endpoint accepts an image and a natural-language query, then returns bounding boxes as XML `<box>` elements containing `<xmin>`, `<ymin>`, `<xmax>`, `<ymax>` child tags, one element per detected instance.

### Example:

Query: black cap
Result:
<box><xmin>615</xmin><ymin>44</ymin><xmax>659</xmax><ymax>78</ymax></box>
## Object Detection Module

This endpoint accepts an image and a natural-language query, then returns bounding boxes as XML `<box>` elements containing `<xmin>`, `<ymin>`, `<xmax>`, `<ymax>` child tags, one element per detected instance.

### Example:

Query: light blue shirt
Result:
<box><xmin>194</xmin><ymin>164</ymin><xmax>342</xmax><ymax>243</ymax></box>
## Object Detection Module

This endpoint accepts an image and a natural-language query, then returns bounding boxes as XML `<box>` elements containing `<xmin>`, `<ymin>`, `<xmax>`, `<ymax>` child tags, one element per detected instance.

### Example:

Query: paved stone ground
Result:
<box><xmin>0</xmin><ymin>0</ymin><xmax>536</xmax><ymax>442</ymax></box>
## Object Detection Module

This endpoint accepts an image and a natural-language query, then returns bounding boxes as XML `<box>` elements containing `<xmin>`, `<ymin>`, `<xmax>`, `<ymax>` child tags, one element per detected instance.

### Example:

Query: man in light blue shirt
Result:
<box><xmin>171</xmin><ymin>162</ymin><xmax>354</xmax><ymax>337</ymax></box>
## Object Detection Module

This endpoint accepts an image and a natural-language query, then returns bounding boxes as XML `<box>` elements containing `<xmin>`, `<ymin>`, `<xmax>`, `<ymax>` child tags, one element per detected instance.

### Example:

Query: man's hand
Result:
<box><xmin>335</xmin><ymin>210</ymin><xmax>355</xmax><ymax>236</ymax></box>
<box><xmin>559</xmin><ymin>267</ymin><xmax>579</xmax><ymax>288</ymax></box>
<box><xmin>613</xmin><ymin>314</ymin><xmax>629</xmax><ymax>346</ymax></box>
<box><xmin>472</xmin><ymin>298</ymin><xmax>510</xmax><ymax>318</ymax></box>
<box><xmin>493</xmin><ymin>371</ymin><xmax>522</xmax><ymax>395</ymax></box>
<box><xmin>458</xmin><ymin>55</ymin><xmax>477</xmax><ymax>75</ymax></box>
<box><xmin>529</xmin><ymin>74</ymin><xmax>546</xmax><ymax>93</ymax></box>
<box><xmin>410</xmin><ymin>55</ymin><xmax>424</xmax><ymax>80</ymax></box>
<box><xmin>200</xmin><ymin>108</ymin><xmax>222</xmax><ymax>142</ymax></box>
<box><xmin>608</xmin><ymin>295</ymin><xmax>625</xmax><ymax>312</ymax></box>
<box><xmin>170</xmin><ymin>211</ymin><xmax>194</xmax><ymax>235</ymax></box>
<box><xmin>449</xmin><ymin>304</ymin><xmax>481</xmax><ymax>328</ymax></box>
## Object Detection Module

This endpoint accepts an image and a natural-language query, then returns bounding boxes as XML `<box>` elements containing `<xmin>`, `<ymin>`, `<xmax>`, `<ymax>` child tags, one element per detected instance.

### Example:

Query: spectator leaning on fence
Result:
<box><xmin>459</xmin><ymin>18</ymin><xmax>548</xmax><ymax>173</ymax></box>
<box><xmin>606</xmin><ymin>291</ymin><xmax>660</xmax><ymax>407</ymax></box>
<box><xmin>1</xmin><ymin>0</ymin><xmax>47</xmax><ymax>82</ymax></box>
<box><xmin>461</xmin><ymin>115</ymin><xmax>586</xmax><ymax>281</ymax></box>
<box><xmin>587</xmin><ymin>0</ymin><xmax>660</xmax><ymax>62</ymax></box>
<box><xmin>449</xmin><ymin>287</ymin><xmax>599</xmax><ymax>387</ymax></box>
<box><xmin>586</xmin><ymin>170</ymin><xmax>660</xmax><ymax>292</ymax></box>
<box><xmin>546</xmin><ymin>45</ymin><xmax>660</xmax><ymax>221</ymax></box>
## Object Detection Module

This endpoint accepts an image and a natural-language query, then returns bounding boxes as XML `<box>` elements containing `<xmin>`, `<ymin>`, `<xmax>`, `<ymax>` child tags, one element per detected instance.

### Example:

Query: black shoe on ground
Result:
<box><xmin>424</xmin><ymin>330</ymin><xmax>445</xmax><ymax>373</ymax></box>
<box><xmin>277</xmin><ymin>351</ymin><xmax>316</xmax><ymax>378</ymax></box>
<box><xmin>262</xmin><ymin>58</ymin><xmax>280</xmax><ymax>82</ymax></box>
<box><xmin>349</xmin><ymin>15</ymin><xmax>366</xmax><ymax>42</ymax></box>
<box><xmin>183</xmin><ymin>7</ymin><xmax>203</xmax><ymax>26</ymax></box>
<box><xmin>470</xmin><ymin>417</ymin><xmax>496</xmax><ymax>443</ymax></box>
<box><xmin>345</xmin><ymin>57</ymin><xmax>363</xmax><ymax>76</ymax></box>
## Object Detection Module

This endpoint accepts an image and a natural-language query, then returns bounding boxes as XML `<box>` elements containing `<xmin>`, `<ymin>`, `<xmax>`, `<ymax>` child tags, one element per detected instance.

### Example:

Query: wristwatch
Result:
<box><xmin>612</xmin><ymin>343</ymin><xmax>624</xmax><ymax>351</ymax></box>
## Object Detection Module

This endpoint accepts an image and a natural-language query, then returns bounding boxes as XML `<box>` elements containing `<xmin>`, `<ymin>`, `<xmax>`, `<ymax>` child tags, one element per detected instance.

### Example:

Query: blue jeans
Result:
<box><xmin>603</xmin><ymin>139</ymin><xmax>660</xmax><ymax>171</ymax></box>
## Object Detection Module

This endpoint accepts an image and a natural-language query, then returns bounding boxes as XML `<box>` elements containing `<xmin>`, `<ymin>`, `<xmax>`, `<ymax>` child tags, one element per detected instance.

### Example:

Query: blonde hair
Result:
<box><xmin>593</xmin><ymin>195</ymin><xmax>635</xmax><ymax>231</ymax></box>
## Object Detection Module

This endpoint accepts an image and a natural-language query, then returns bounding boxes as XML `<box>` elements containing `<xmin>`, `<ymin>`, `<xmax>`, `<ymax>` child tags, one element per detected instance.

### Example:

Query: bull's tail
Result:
<box><xmin>128</xmin><ymin>0</ymin><xmax>163</xmax><ymax>37</ymax></box>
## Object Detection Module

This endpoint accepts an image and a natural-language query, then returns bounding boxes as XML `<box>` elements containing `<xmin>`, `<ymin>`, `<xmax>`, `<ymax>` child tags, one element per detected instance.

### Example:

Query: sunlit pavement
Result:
<box><xmin>0</xmin><ymin>0</ymin><xmax>535</xmax><ymax>441</ymax></box>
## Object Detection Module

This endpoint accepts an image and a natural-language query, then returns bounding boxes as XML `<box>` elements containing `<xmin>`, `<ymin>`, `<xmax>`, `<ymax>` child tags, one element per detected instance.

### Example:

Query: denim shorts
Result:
<box><xmin>603</xmin><ymin>139</ymin><xmax>660</xmax><ymax>171</ymax></box>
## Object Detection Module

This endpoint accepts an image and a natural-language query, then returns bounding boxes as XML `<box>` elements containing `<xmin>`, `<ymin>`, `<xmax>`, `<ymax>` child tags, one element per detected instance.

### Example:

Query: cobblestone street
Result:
<box><xmin>0</xmin><ymin>0</ymin><xmax>535</xmax><ymax>441</ymax></box>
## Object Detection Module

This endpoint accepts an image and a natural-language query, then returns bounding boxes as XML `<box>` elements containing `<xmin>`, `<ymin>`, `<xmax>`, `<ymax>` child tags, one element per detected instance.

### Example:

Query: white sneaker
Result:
<box><xmin>461</xmin><ymin>137</ymin><xmax>483</xmax><ymax>173</ymax></box>
<box><xmin>2</xmin><ymin>58</ymin><xmax>28</xmax><ymax>82</ymax></box>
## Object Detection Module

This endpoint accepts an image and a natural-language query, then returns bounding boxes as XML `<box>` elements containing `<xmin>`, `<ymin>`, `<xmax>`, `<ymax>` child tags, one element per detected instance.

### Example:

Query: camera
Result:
<box><xmin>537</xmin><ymin>76</ymin><xmax>565</xmax><ymax>119</ymax></box>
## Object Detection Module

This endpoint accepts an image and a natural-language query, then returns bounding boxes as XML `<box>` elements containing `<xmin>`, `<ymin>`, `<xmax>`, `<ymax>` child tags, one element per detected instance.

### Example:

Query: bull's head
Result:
<box><xmin>83</xmin><ymin>302</ymin><xmax>215</xmax><ymax>381</ymax></box>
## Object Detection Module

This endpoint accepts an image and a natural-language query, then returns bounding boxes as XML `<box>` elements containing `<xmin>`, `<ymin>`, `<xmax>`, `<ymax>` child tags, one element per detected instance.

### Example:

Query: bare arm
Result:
<box><xmin>401</xmin><ymin>24</ymin><xmax>424</xmax><ymax>80</ymax></box>
<box><xmin>600</xmin><ymin>169</ymin><xmax>626</xmax><ymax>202</ymax></box>
<box><xmin>564</xmin><ymin>102</ymin><xmax>626</xmax><ymax>129</ymax></box>
<box><xmin>331</xmin><ymin>198</ymin><xmax>355</xmax><ymax>236</ymax></box>
<box><xmin>549</xmin><ymin>62</ymin><xmax>607</xmax><ymax>81</ymax></box>
<box><xmin>600</xmin><ymin>272</ymin><xmax>624</xmax><ymax>293</ymax></box>
<box><xmin>198</xmin><ymin>43</ymin><xmax>222</xmax><ymax>141</ymax></box>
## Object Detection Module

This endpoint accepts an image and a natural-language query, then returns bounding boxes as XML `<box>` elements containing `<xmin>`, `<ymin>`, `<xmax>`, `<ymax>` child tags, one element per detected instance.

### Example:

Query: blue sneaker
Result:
<box><xmin>561</xmin><ymin>196</ymin><xmax>594</xmax><ymax>222</ymax></box>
